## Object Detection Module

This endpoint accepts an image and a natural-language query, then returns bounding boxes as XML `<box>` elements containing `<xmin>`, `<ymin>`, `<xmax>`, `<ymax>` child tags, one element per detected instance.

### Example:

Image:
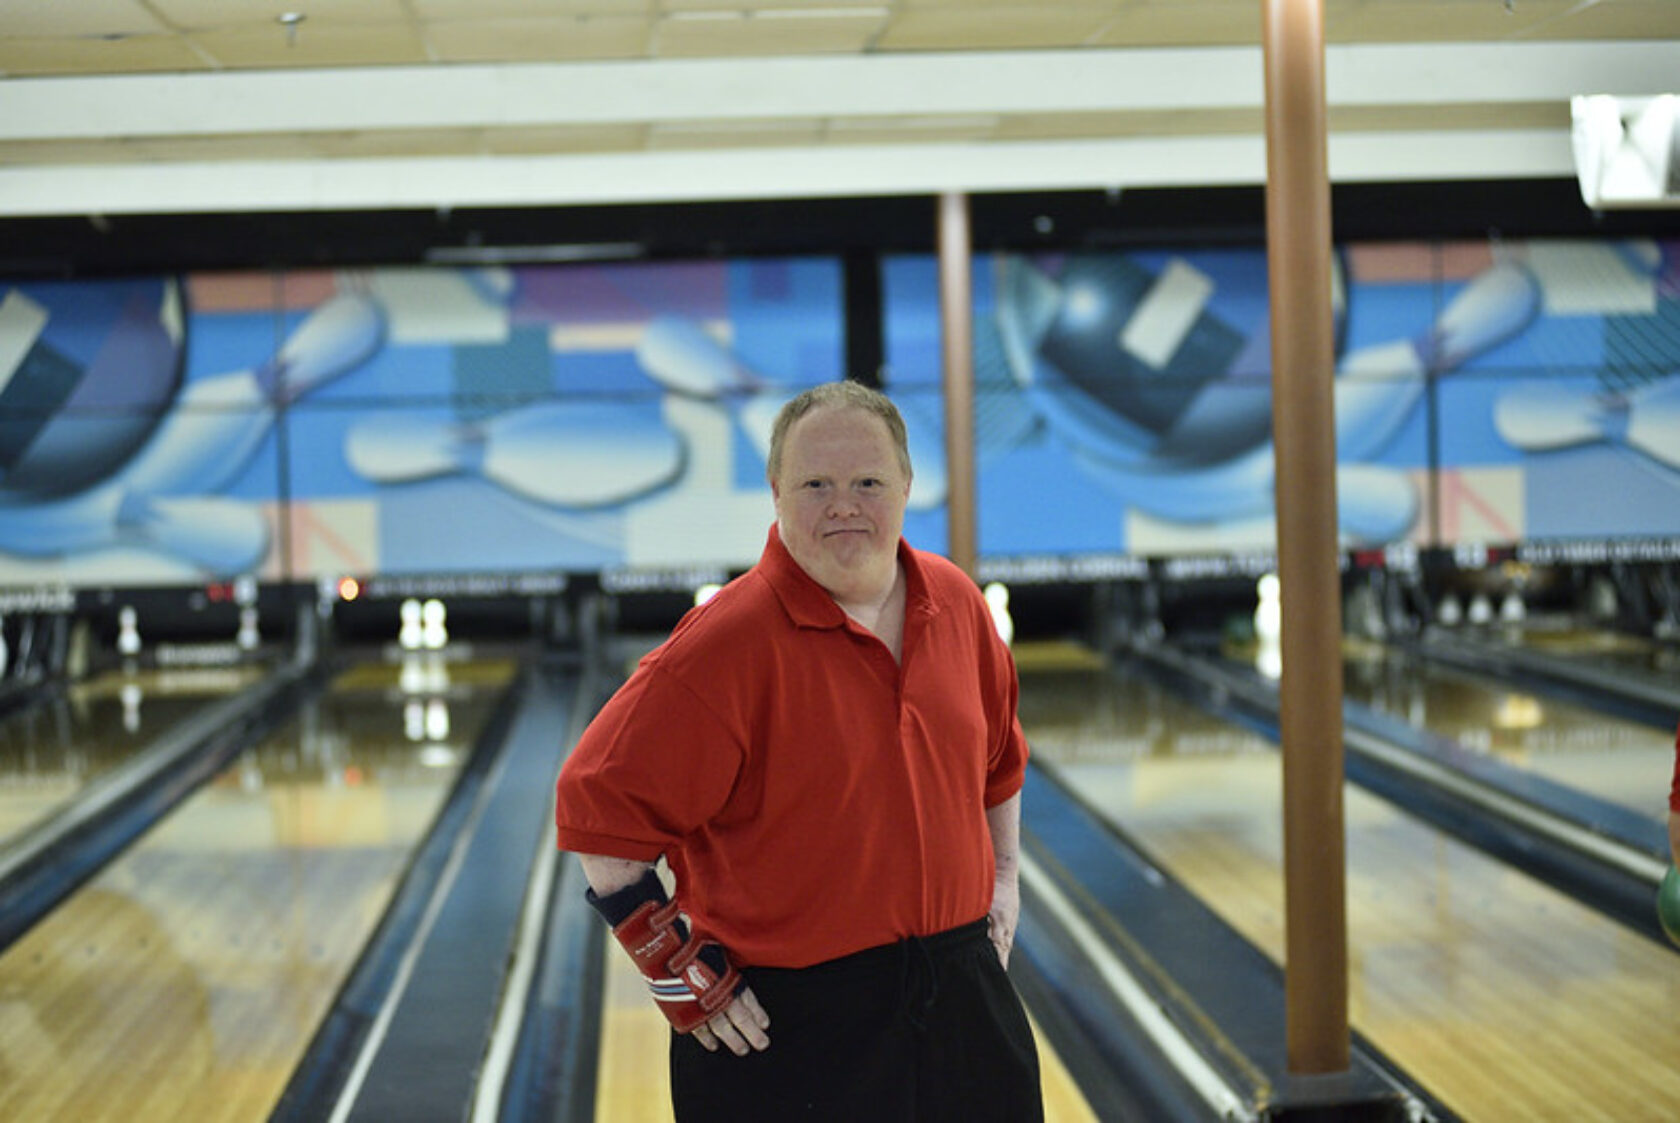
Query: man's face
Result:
<box><xmin>771</xmin><ymin>405</ymin><xmax>911</xmax><ymax>602</ymax></box>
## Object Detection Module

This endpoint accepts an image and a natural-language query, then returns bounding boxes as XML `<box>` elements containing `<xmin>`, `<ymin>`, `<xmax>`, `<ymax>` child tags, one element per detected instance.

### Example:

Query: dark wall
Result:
<box><xmin>6</xmin><ymin>179</ymin><xmax>1680</xmax><ymax>280</ymax></box>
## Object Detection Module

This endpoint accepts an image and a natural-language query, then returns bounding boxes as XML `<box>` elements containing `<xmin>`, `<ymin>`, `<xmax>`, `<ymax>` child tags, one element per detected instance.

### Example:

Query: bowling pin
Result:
<box><xmin>421</xmin><ymin>599</ymin><xmax>447</xmax><ymax>650</ymax></box>
<box><xmin>1335</xmin><ymin>464</ymin><xmax>1420</xmax><ymax>545</ymax></box>
<box><xmin>1254</xmin><ymin>573</ymin><xmax>1283</xmax><ymax>678</ymax></box>
<box><xmin>237</xmin><ymin>606</ymin><xmax>260</xmax><ymax>652</ymax></box>
<box><xmin>117</xmin><ymin>605</ymin><xmax>141</xmax><ymax>658</ymax></box>
<box><xmin>119</xmin><ymin>291</ymin><xmax>383</xmax><ymax>498</ymax></box>
<box><xmin>1254</xmin><ymin>573</ymin><xmax>1282</xmax><ymax>642</ymax></box>
<box><xmin>1438</xmin><ymin>593</ymin><xmax>1463</xmax><ymax>627</ymax></box>
<box><xmin>983</xmin><ymin>582</ymin><xmax>1014</xmax><ymax>646</ymax></box>
<box><xmin>426</xmin><ymin>698</ymin><xmax>450</xmax><ymax>740</ymax></box>
<box><xmin>118</xmin><ymin>495</ymin><xmax>270</xmax><ymax>575</ymax></box>
<box><xmin>1500</xmin><ymin>590</ymin><xmax>1527</xmax><ymax>624</ymax></box>
<box><xmin>1335</xmin><ymin>262</ymin><xmax>1540</xmax><ymax>461</ymax></box>
<box><xmin>1468</xmin><ymin>592</ymin><xmax>1494</xmax><ymax>625</ymax></box>
<box><xmin>0</xmin><ymin>486</ymin><xmax>268</xmax><ymax>570</ymax></box>
<box><xmin>399</xmin><ymin>599</ymin><xmax>424</xmax><ymax>650</ymax></box>
<box><xmin>120</xmin><ymin>681</ymin><xmax>142</xmax><ymax>733</ymax></box>
<box><xmin>637</xmin><ymin>317</ymin><xmax>762</xmax><ymax>398</ymax></box>
<box><xmin>1494</xmin><ymin>375</ymin><xmax>1680</xmax><ymax>470</ymax></box>
<box><xmin>0</xmin><ymin>292</ymin><xmax>377</xmax><ymax>576</ymax></box>
<box><xmin>636</xmin><ymin>317</ymin><xmax>960</xmax><ymax>510</ymax></box>
<box><xmin>345</xmin><ymin>402</ymin><xmax>684</xmax><ymax>508</ymax></box>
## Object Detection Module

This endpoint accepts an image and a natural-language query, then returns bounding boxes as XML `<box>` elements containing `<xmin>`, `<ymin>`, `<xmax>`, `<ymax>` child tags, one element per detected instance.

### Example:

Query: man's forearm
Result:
<box><xmin>986</xmin><ymin>791</ymin><xmax>1022</xmax><ymax>881</ymax></box>
<box><xmin>578</xmin><ymin>852</ymin><xmax>658</xmax><ymax>896</ymax></box>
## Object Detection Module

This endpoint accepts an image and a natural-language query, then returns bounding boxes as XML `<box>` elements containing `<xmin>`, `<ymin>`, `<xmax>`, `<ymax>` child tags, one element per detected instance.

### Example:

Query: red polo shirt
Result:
<box><xmin>1670</xmin><ymin>723</ymin><xmax>1679</xmax><ymax>814</ymax></box>
<box><xmin>555</xmin><ymin>525</ymin><xmax>1028</xmax><ymax>969</ymax></box>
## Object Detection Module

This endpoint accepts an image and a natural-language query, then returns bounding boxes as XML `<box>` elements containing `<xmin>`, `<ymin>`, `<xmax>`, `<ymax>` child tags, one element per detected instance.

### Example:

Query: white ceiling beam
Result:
<box><xmin>1</xmin><ymin>42</ymin><xmax>1675</xmax><ymax>142</ymax></box>
<box><xmin>0</xmin><ymin>129</ymin><xmax>1571</xmax><ymax>217</ymax></box>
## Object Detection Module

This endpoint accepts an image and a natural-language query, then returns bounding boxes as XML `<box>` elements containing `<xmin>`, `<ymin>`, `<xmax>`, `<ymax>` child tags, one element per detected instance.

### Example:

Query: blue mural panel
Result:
<box><xmin>2</xmin><ymin>236</ymin><xmax>1676</xmax><ymax>589</ymax></box>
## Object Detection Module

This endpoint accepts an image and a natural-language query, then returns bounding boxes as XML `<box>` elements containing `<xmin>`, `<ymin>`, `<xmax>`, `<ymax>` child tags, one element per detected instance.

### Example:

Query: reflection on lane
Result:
<box><xmin>0</xmin><ymin>654</ymin><xmax>516</xmax><ymax>1123</ymax></box>
<box><xmin>1511</xmin><ymin>624</ymin><xmax>1680</xmax><ymax>682</ymax></box>
<box><xmin>0</xmin><ymin>665</ymin><xmax>270</xmax><ymax>847</ymax></box>
<box><xmin>1339</xmin><ymin>638</ymin><xmax>1674</xmax><ymax>824</ymax></box>
<box><xmin>1018</xmin><ymin>645</ymin><xmax>1680</xmax><ymax>1123</ymax></box>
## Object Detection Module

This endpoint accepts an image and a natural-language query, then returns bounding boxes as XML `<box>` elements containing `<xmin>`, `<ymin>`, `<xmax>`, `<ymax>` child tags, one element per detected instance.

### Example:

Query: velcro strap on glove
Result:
<box><xmin>587</xmin><ymin>869</ymin><xmax>743</xmax><ymax>1034</ymax></box>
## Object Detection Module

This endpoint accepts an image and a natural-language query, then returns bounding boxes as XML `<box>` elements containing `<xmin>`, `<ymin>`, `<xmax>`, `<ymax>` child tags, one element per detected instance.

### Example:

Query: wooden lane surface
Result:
<box><xmin>1015</xmin><ymin>643</ymin><xmax>1680</xmax><ymax>1122</ymax></box>
<box><xmin>1339</xmin><ymin>637</ymin><xmax>1676</xmax><ymax>824</ymax></box>
<box><xmin>1513</xmin><ymin>624</ymin><xmax>1680</xmax><ymax>682</ymax></box>
<box><xmin>0</xmin><ymin>665</ymin><xmax>268</xmax><ymax>846</ymax></box>
<box><xmin>0</xmin><ymin>655</ymin><xmax>515</xmax><ymax>1123</ymax></box>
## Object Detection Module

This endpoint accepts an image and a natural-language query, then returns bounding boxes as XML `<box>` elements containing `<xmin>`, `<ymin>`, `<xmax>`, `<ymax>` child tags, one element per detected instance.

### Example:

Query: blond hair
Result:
<box><xmin>765</xmin><ymin>381</ymin><xmax>912</xmax><ymax>484</ymax></box>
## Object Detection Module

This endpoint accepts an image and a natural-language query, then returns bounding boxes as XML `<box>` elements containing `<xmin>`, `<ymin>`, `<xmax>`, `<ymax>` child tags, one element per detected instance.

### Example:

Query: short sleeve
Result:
<box><xmin>555</xmin><ymin>665</ymin><xmax>744</xmax><ymax>860</ymax></box>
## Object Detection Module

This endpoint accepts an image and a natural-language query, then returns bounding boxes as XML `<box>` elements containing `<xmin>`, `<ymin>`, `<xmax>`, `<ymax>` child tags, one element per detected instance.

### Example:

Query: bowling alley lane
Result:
<box><xmin>1015</xmin><ymin>642</ymin><xmax>1680</xmax><ymax>1122</ymax></box>
<box><xmin>1339</xmin><ymin>637</ymin><xmax>1675</xmax><ymax>824</ymax></box>
<box><xmin>1507</xmin><ymin>622</ymin><xmax>1680</xmax><ymax>678</ymax></box>
<box><xmin>0</xmin><ymin>653</ymin><xmax>516</xmax><ymax>1123</ymax></box>
<box><xmin>590</xmin><ymin>915</ymin><xmax>1103</xmax><ymax>1123</ymax></box>
<box><xmin>0</xmin><ymin>663</ymin><xmax>269</xmax><ymax>847</ymax></box>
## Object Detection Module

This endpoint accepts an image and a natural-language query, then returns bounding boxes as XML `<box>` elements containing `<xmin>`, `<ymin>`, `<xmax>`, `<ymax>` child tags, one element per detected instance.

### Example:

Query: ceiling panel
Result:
<box><xmin>652</xmin><ymin>9</ymin><xmax>888</xmax><ymax>57</ymax></box>
<box><xmin>877</xmin><ymin>6</ymin><xmax>1121</xmax><ymax>50</ymax></box>
<box><xmin>0</xmin><ymin>0</ymin><xmax>1673</xmax><ymax>217</ymax></box>
<box><xmin>147</xmin><ymin>0</ymin><xmax>412</xmax><ymax>28</ymax></box>
<box><xmin>661</xmin><ymin>0</ymin><xmax>891</xmax><ymax>9</ymax></box>
<box><xmin>1085</xmin><ymin>3</ymin><xmax>1263</xmax><ymax>47</ymax></box>
<box><xmin>186</xmin><ymin>22</ymin><xmax>430</xmax><ymax>69</ymax></box>
<box><xmin>422</xmin><ymin>16</ymin><xmax>654</xmax><ymax>62</ymax></box>
<box><xmin>1330</xmin><ymin>1</ymin><xmax>1586</xmax><ymax>41</ymax></box>
<box><xmin>0</xmin><ymin>35</ymin><xmax>208</xmax><ymax>76</ymax></box>
<box><xmin>0</xmin><ymin>0</ymin><xmax>167</xmax><ymax>38</ymax></box>
<box><xmin>1550</xmin><ymin>1</ymin><xmax>1680</xmax><ymax>39</ymax></box>
<box><xmin>412</xmin><ymin>0</ymin><xmax>656</xmax><ymax>14</ymax></box>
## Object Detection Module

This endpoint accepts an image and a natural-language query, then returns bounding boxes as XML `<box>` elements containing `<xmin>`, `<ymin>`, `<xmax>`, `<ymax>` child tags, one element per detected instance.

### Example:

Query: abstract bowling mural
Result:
<box><xmin>0</xmin><ymin>236</ymin><xmax>1675</xmax><ymax>589</ymax></box>
<box><xmin>887</xmin><ymin>237</ymin><xmax>1680</xmax><ymax>558</ymax></box>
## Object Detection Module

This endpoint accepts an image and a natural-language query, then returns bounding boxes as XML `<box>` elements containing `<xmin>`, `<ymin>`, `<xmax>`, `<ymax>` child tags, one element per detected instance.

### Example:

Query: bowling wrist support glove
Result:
<box><xmin>586</xmin><ymin>868</ymin><xmax>743</xmax><ymax>1034</ymax></box>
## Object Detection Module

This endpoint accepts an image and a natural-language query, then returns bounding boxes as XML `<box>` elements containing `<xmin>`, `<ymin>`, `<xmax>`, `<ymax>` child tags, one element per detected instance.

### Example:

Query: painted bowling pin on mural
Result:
<box><xmin>345</xmin><ymin>401</ymin><xmax>684</xmax><ymax>508</ymax></box>
<box><xmin>0</xmin><ymin>286</ymin><xmax>384</xmax><ymax>577</ymax></box>
<box><xmin>635</xmin><ymin>316</ymin><xmax>951</xmax><ymax>510</ymax></box>
<box><xmin>1494</xmin><ymin>375</ymin><xmax>1680</xmax><ymax>471</ymax></box>
<box><xmin>1334</xmin><ymin>262</ymin><xmax>1539</xmax><ymax>460</ymax></box>
<box><xmin>997</xmin><ymin>252</ymin><xmax>1542</xmax><ymax>544</ymax></box>
<box><xmin>122</xmin><ymin>291</ymin><xmax>383</xmax><ymax>497</ymax></box>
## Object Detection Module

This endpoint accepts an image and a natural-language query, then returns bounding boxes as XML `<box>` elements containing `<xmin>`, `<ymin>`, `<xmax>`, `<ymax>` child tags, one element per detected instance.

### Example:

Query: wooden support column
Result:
<box><xmin>938</xmin><ymin>191</ymin><xmax>978</xmax><ymax>579</ymax></box>
<box><xmin>1261</xmin><ymin>0</ymin><xmax>1350</xmax><ymax>1075</ymax></box>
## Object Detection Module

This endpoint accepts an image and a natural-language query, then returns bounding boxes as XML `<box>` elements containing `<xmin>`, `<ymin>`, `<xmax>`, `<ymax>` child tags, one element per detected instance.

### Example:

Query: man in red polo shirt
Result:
<box><xmin>555</xmin><ymin>380</ymin><xmax>1042</xmax><ymax>1122</ymax></box>
<box><xmin>1669</xmin><ymin>721</ymin><xmax>1679</xmax><ymax>867</ymax></box>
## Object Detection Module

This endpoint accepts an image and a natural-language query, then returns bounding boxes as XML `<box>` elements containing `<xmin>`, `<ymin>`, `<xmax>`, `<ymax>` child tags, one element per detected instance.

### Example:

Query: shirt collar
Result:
<box><xmin>759</xmin><ymin>523</ymin><xmax>936</xmax><ymax>630</ymax></box>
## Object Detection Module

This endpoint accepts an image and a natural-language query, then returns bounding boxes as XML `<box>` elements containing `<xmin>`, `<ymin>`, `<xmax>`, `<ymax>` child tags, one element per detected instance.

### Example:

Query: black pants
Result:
<box><xmin>670</xmin><ymin>919</ymin><xmax>1043</xmax><ymax>1123</ymax></box>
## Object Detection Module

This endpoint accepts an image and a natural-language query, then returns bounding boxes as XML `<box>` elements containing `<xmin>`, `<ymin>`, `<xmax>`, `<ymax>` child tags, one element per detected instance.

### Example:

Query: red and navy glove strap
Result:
<box><xmin>586</xmin><ymin>868</ymin><xmax>744</xmax><ymax>1034</ymax></box>
<box><xmin>585</xmin><ymin>867</ymin><xmax>667</xmax><ymax>926</ymax></box>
